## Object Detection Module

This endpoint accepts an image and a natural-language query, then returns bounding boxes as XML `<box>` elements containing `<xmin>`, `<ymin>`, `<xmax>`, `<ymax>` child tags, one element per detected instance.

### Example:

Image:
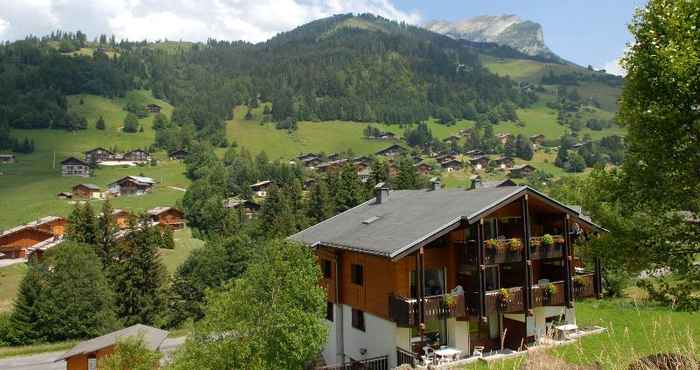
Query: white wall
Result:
<box><xmin>322</xmin><ymin>306</ymin><xmax>338</xmax><ymax>366</ymax></box>
<box><xmin>341</xmin><ymin>305</ymin><xmax>398</xmax><ymax>366</ymax></box>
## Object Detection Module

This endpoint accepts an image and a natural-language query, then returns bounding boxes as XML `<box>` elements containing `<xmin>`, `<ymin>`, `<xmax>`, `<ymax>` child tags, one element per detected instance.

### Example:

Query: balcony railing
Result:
<box><xmin>484</xmin><ymin>287</ymin><xmax>525</xmax><ymax>314</ymax></box>
<box><xmin>529</xmin><ymin>236</ymin><xmax>565</xmax><ymax>260</ymax></box>
<box><xmin>316</xmin><ymin>355</ymin><xmax>389</xmax><ymax>370</ymax></box>
<box><xmin>389</xmin><ymin>292</ymin><xmax>465</xmax><ymax>327</ymax></box>
<box><xmin>396</xmin><ymin>347</ymin><xmax>418</xmax><ymax>367</ymax></box>
<box><xmin>532</xmin><ymin>281</ymin><xmax>566</xmax><ymax>306</ymax></box>
<box><xmin>574</xmin><ymin>273</ymin><xmax>596</xmax><ymax>298</ymax></box>
<box><xmin>483</xmin><ymin>238</ymin><xmax>524</xmax><ymax>264</ymax></box>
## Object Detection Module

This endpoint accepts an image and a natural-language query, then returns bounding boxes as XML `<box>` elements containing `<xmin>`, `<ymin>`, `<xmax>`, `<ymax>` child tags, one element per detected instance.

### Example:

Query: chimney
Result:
<box><xmin>470</xmin><ymin>176</ymin><xmax>482</xmax><ymax>190</ymax></box>
<box><xmin>430</xmin><ymin>177</ymin><xmax>441</xmax><ymax>191</ymax></box>
<box><xmin>374</xmin><ymin>182</ymin><xmax>390</xmax><ymax>204</ymax></box>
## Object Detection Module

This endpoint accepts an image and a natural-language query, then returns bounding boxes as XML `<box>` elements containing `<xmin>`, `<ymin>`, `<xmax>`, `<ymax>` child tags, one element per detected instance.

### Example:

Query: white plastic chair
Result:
<box><xmin>422</xmin><ymin>346</ymin><xmax>435</xmax><ymax>366</ymax></box>
<box><xmin>473</xmin><ymin>346</ymin><xmax>484</xmax><ymax>357</ymax></box>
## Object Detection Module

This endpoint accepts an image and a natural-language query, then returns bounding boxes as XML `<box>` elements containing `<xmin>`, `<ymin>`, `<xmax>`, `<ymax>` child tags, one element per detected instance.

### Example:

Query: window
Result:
<box><xmin>352</xmin><ymin>309</ymin><xmax>365</xmax><ymax>331</ymax></box>
<box><xmin>351</xmin><ymin>264</ymin><xmax>363</xmax><ymax>285</ymax></box>
<box><xmin>326</xmin><ymin>302</ymin><xmax>334</xmax><ymax>321</ymax></box>
<box><xmin>322</xmin><ymin>259</ymin><xmax>332</xmax><ymax>279</ymax></box>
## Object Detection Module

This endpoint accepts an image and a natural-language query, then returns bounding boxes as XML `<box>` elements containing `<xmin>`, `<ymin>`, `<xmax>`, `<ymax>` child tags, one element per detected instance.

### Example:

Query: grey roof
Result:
<box><xmin>290</xmin><ymin>186</ymin><xmax>606</xmax><ymax>259</ymax></box>
<box><xmin>60</xmin><ymin>324</ymin><xmax>168</xmax><ymax>360</ymax></box>
<box><xmin>75</xmin><ymin>183</ymin><xmax>100</xmax><ymax>190</ymax></box>
<box><xmin>480</xmin><ymin>179</ymin><xmax>517</xmax><ymax>188</ymax></box>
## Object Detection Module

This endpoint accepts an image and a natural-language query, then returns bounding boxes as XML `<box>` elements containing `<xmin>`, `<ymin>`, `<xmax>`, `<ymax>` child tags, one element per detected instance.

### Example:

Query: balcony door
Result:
<box><xmin>410</xmin><ymin>268</ymin><xmax>446</xmax><ymax>298</ymax></box>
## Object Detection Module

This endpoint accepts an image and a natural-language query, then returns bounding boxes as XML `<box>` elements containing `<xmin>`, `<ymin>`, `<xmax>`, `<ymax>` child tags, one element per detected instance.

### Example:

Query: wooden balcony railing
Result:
<box><xmin>484</xmin><ymin>287</ymin><xmax>524</xmax><ymax>314</ymax></box>
<box><xmin>396</xmin><ymin>347</ymin><xmax>418</xmax><ymax>367</ymax></box>
<box><xmin>483</xmin><ymin>238</ymin><xmax>524</xmax><ymax>264</ymax></box>
<box><xmin>389</xmin><ymin>292</ymin><xmax>466</xmax><ymax>327</ymax></box>
<box><xmin>532</xmin><ymin>281</ymin><xmax>566</xmax><ymax>307</ymax></box>
<box><xmin>529</xmin><ymin>244</ymin><xmax>563</xmax><ymax>260</ymax></box>
<box><xmin>574</xmin><ymin>273</ymin><xmax>596</xmax><ymax>298</ymax></box>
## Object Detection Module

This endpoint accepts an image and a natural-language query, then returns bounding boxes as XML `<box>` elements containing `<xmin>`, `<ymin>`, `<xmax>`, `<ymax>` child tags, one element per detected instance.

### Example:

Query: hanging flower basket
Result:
<box><xmin>542</xmin><ymin>234</ymin><xmax>554</xmax><ymax>247</ymax></box>
<box><xmin>497</xmin><ymin>288</ymin><xmax>511</xmax><ymax>309</ymax></box>
<box><xmin>508</xmin><ymin>238</ymin><xmax>523</xmax><ymax>252</ymax></box>
<box><xmin>484</xmin><ymin>239</ymin><xmax>499</xmax><ymax>250</ymax></box>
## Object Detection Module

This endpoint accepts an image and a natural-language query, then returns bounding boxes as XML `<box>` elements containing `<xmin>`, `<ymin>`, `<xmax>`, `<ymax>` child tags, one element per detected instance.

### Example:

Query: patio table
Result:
<box><xmin>434</xmin><ymin>348</ymin><xmax>461</xmax><ymax>363</ymax></box>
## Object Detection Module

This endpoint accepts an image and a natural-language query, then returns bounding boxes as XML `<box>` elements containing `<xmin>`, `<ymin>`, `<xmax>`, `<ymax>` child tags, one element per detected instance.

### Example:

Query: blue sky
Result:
<box><xmin>398</xmin><ymin>0</ymin><xmax>647</xmax><ymax>71</ymax></box>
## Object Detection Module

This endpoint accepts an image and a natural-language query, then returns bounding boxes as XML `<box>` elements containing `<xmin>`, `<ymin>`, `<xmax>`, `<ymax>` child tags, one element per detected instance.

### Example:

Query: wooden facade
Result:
<box><xmin>65</xmin><ymin>346</ymin><xmax>115</xmax><ymax>370</ymax></box>
<box><xmin>123</xmin><ymin>149</ymin><xmax>151</xmax><ymax>163</ymax></box>
<box><xmin>148</xmin><ymin>207</ymin><xmax>185</xmax><ymax>230</ymax></box>
<box><xmin>72</xmin><ymin>184</ymin><xmax>101</xmax><ymax>199</ymax></box>
<box><xmin>61</xmin><ymin>157</ymin><xmax>90</xmax><ymax>177</ymax></box>
<box><xmin>0</xmin><ymin>217</ymin><xmax>65</xmax><ymax>259</ymax></box>
<box><xmin>84</xmin><ymin>148</ymin><xmax>114</xmax><ymax>164</ymax></box>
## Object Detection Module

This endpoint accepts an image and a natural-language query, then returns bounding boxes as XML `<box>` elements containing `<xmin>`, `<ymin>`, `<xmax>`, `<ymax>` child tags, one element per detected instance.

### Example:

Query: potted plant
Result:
<box><xmin>573</xmin><ymin>275</ymin><xmax>586</xmax><ymax>288</ymax></box>
<box><xmin>543</xmin><ymin>283</ymin><xmax>557</xmax><ymax>303</ymax></box>
<box><xmin>497</xmin><ymin>288</ymin><xmax>511</xmax><ymax>309</ymax></box>
<box><xmin>542</xmin><ymin>234</ymin><xmax>554</xmax><ymax>247</ymax></box>
<box><xmin>484</xmin><ymin>239</ymin><xmax>499</xmax><ymax>250</ymax></box>
<box><xmin>509</xmin><ymin>238</ymin><xmax>523</xmax><ymax>253</ymax></box>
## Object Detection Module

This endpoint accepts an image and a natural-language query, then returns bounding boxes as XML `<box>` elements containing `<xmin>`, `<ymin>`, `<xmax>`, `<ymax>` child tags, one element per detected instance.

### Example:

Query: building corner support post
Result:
<box><xmin>563</xmin><ymin>214</ymin><xmax>573</xmax><ymax>308</ymax></box>
<box><xmin>477</xmin><ymin>219</ymin><xmax>486</xmax><ymax>319</ymax></box>
<box><xmin>522</xmin><ymin>195</ymin><xmax>532</xmax><ymax>316</ymax></box>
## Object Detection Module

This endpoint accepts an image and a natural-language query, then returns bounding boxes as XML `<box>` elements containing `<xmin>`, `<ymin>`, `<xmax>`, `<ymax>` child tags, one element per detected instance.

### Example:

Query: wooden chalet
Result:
<box><xmin>443</xmin><ymin>135</ymin><xmax>461</xmax><ymax>143</ymax></box>
<box><xmin>72</xmin><ymin>183</ymin><xmax>101</xmax><ymax>199</ymax></box>
<box><xmin>112</xmin><ymin>209</ymin><xmax>132</xmax><ymax>230</ymax></box>
<box><xmin>84</xmin><ymin>147</ymin><xmax>115</xmax><ymax>164</ymax></box>
<box><xmin>61</xmin><ymin>157</ymin><xmax>90</xmax><ymax>177</ymax></box>
<box><xmin>0</xmin><ymin>154</ymin><xmax>16</xmax><ymax>163</ymax></box>
<box><xmin>108</xmin><ymin>176</ymin><xmax>155</xmax><ymax>196</ymax></box>
<box><xmin>317</xmin><ymin>159</ymin><xmax>348</xmax><ymax>174</ymax></box>
<box><xmin>169</xmin><ymin>149</ymin><xmax>188</xmax><ymax>160</ymax></box>
<box><xmin>378</xmin><ymin>132</ymin><xmax>396</xmax><ymax>140</ymax></box>
<box><xmin>250</xmin><ymin>180</ymin><xmax>273</xmax><ymax>197</ymax></box>
<box><xmin>376</xmin><ymin>144</ymin><xmax>406</xmax><ymax>157</ymax></box>
<box><xmin>415</xmin><ymin>163</ymin><xmax>432</xmax><ymax>176</ymax></box>
<box><xmin>123</xmin><ymin>149</ymin><xmax>151</xmax><ymax>163</ymax></box>
<box><xmin>61</xmin><ymin>324</ymin><xmax>167</xmax><ymax>370</ymax></box>
<box><xmin>529</xmin><ymin>134</ymin><xmax>546</xmax><ymax>145</ymax></box>
<box><xmin>147</xmin><ymin>207</ymin><xmax>185</xmax><ymax>230</ymax></box>
<box><xmin>0</xmin><ymin>216</ymin><xmax>65</xmax><ymax>259</ymax></box>
<box><xmin>146</xmin><ymin>103</ymin><xmax>162</xmax><ymax>113</ymax></box>
<box><xmin>465</xmin><ymin>150</ymin><xmax>484</xmax><ymax>156</ymax></box>
<box><xmin>511</xmin><ymin>164</ymin><xmax>537</xmax><ymax>178</ymax></box>
<box><xmin>440</xmin><ymin>159</ymin><xmax>463</xmax><ymax>172</ymax></box>
<box><xmin>493</xmin><ymin>156</ymin><xmax>515</xmax><ymax>169</ymax></box>
<box><xmin>469</xmin><ymin>155</ymin><xmax>490</xmax><ymax>171</ymax></box>
<box><xmin>224</xmin><ymin>197</ymin><xmax>261</xmax><ymax>219</ymax></box>
<box><xmin>496</xmin><ymin>133</ymin><xmax>514</xmax><ymax>145</ymax></box>
<box><xmin>327</xmin><ymin>153</ymin><xmax>341</xmax><ymax>161</ymax></box>
<box><xmin>290</xmin><ymin>183</ymin><xmax>605</xmax><ymax>368</ymax></box>
<box><xmin>436</xmin><ymin>154</ymin><xmax>457</xmax><ymax>163</ymax></box>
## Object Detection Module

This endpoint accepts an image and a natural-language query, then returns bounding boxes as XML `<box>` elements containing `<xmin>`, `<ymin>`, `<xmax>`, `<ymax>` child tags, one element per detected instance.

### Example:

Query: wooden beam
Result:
<box><xmin>521</xmin><ymin>195</ymin><xmax>532</xmax><ymax>315</ymax></box>
<box><xmin>477</xmin><ymin>218</ymin><xmax>486</xmax><ymax>320</ymax></box>
<box><xmin>563</xmin><ymin>214</ymin><xmax>573</xmax><ymax>308</ymax></box>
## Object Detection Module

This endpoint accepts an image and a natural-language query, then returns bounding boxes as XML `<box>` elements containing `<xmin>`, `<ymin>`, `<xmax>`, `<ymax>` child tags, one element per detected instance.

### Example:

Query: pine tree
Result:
<box><xmin>259</xmin><ymin>185</ymin><xmax>296</xmax><ymax>237</ymax></box>
<box><xmin>307</xmin><ymin>181</ymin><xmax>335</xmax><ymax>223</ymax></box>
<box><xmin>95</xmin><ymin>201</ymin><xmax>118</xmax><ymax>267</ymax></box>
<box><xmin>109</xmin><ymin>215</ymin><xmax>168</xmax><ymax>326</ymax></box>
<box><xmin>6</xmin><ymin>259</ymin><xmax>47</xmax><ymax>344</ymax></box>
<box><xmin>123</xmin><ymin>113</ymin><xmax>139</xmax><ymax>133</ymax></box>
<box><xmin>96</xmin><ymin>116</ymin><xmax>106</xmax><ymax>130</ymax></box>
<box><xmin>66</xmin><ymin>203</ymin><xmax>97</xmax><ymax>245</ymax></box>
<box><xmin>394</xmin><ymin>156</ymin><xmax>421</xmax><ymax>190</ymax></box>
<box><xmin>334</xmin><ymin>164</ymin><xmax>367</xmax><ymax>212</ymax></box>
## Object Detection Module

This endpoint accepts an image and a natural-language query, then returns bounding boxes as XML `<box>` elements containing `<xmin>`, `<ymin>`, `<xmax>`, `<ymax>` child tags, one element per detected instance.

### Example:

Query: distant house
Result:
<box><xmin>301</xmin><ymin>156</ymin><xmax>322</xmax><ymax>168</ymax></box>
<box><xmin>465</xmin><ymin>149</ymin><xmax>485</xmax><ymax>157</ymax></box>
<box><xmin>0</xmin><ymin>154</ymin><xmax>15</xmax><ymax>164</ymax></box>
<box><xmin>470</xmin><ymin>176</ymin><xmax>518</xmax><ymax>190</ymax></box>
<box><xmin>57</xmin><ymin>191</ymin><xmax>72</xmax><ymax>200</ymax></box>
<box><xmin>377</xmin><ymin>132</ymin><xmax>396</xmax><ymax>140</ymax></box>
<box><xmin>317</xmin><ymin>159</ymin><xmax>348</xmax><ymax>174</ymax></box>
<box><xmin>0</xmin><ymin>216</ymin><xmax>65</xmax><ymax>259</ymax></box>
<box><xmin>440</xmin><ymin>159</ymin><xmax>463</xmax><ymax>172</ymax></box>
<box><xmin>357</xmin><ymin>167</ymin><xmax>372</xmax><ymax>183</ymax></box>
<box><xmin>469</xmin><ymin>155</ymin><xmax>490</xmax><ymax>171</ymax></box>
<box><xmin>61</xmin><ymin>324</ymin><xmax>168</xmax><ymax>370</ymax></box>
<box><xmin>303</xmin><ymin>178</ymin><xmax>317</xmax><ymax>190</ymax></box>
<box><xmin>510</xmin><ymin>164</ymin><xmax>537</xmax><ymax>178</ymax></box>
<box><xmin>147</xmin><ymin>207</ymin><xmax>185</xmax><ymax>230</ymax></box>
<box><xmin>493</xmin><ymin>156</ymin><xmax>515</xmax><ymax>170</ymax></box>
<box><xmin>250</xmin><ymin>180</ymin><xmax>273</xmax><ymax>197</ymax></box>
<box><xmin>496</xmin><ymin>133</ymin><xmax>514</xmax><ymax>145</ymax></box>
<box><xmin>223</xmin><ymin>197</ymin><xmax>261</xmax><ymax>219</ymax></box>
<box><xmin>443</xmin><ymin>135</ymin><xmax>460</xmax><ymax>143</ymax></box>
<box><xmin>169</xmin><ymin>149</ymin><xmax>188</xmax><ymax>160</ymax></box>
<box><xmin>529</xmin><ymin>134</ymin><xmax>546</xmax><ymax>145</ymax></box>
<box><xmin>61</xmin><ymin>157</ymin><xmax>91</xmax><ymax>177</ymax></box>
<box><xmin>123</xmin><ymin>149</ymin><xmax>151</xmax><ymax>163</ymax></box>
<box><xmin>146</xmin><ymin>103</ymin><xmax>162</xmax><ymax>113</ymax></box>
<box><xmin>375</xmin><ymin>144</ymin><xmax>405</xmax><ymax>157</ymax></box>
<box><xmin>72</xmin><ymin>183</ymin><xmax>101</xmax><ymax>199</ymax></box>
<box><xmin>327</xmin><ymin>153</ymin><xmax>341</xmax><ymax>161</ymax></box>
<box><xmin>436</xmin><ymin>154</ymin><xmax>457</xmax><ymax>163</ymax></box>
<box><xmin>415</xmin><ymin>162</ymin><xmax>432</xmax><ymax>176</ymax></box>
<box><xmin>112</xmin><ymin>209</ymin><xmax>131</xmax><ymax>230</ymax></box>
<box><xmin>108</xmin><ymin>176</ymin><xmax>155</xmax><ymax>196</ymax></box>
<box><xmin>84</xmin><ymin>147</ymin><xmax>115</xmax><ymax>164</ymax></box>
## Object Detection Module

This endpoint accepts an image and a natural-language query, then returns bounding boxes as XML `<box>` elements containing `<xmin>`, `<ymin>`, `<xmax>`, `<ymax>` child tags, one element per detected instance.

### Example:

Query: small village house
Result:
<box><xmin>327</xmin><ymin>153</ymin><xmax>341</xmax><ymax>161</ymax></box>
<box><xmin>440</xmin><ymin>159</ymin><xmax>463</xmax><ymax>172</ymax></box>
<box><xmin>250</xmin><ymin>180</ymin><xmax>273</xmax><ymax>198</ymax></box>
<box><xmin>469</xmin><ymin>155</ymin><xmax>490</xmax><ymax>171</ymax></box>
<box><xmin>146</xmin><ymin>103</ymin><xmax>162</xmax><ymax>113</ymax></box>
<box><xmin>415</xmin><ymin>162</ymin><xmax>432</xmax><ymax>176</ymax></box>
<box><xmin>376</xmin><ymin>144</ymin><xmax>406</xmax><ymax>157</ymax></box>
<box><xmin>71</xmin><ymin>184</ymin><xmax>102</xmax><ymax>199</ymax></box>
<box><xmin>436</xmin><ymin>154</ymin><xmax>457</xmax><ymax>163</ymax></box>
<box><xmin>496</xmin><ymin>133</ymin><xmax>514</xmax><ymax>145</ymax></box>
<box><xmin>60</xmin><ymin>324</ymin><xmax>168</xmax><ymax>370</ymax></box>
<box><xmin>112</xmin><ymin>209</ymin><xmax>132</xmax><ymax>230</ymax></box>
<box><xmin>61</xmin><ymin>157</ymin><xmax>91</xmax><ymax>177</ymax></box>
<box><xmin>147</xmin><ymin>207</ymin><xmax>185</xmax><ymax>230</ymax></box>
<box><xmin>169</xmin><ymin>149</ymin><xmax>188</xmax><ymax>161</ymax></box>
<box><xmin>0</xmin><ymin>154</ymin><xmax>16</xmax><ymax>164</ymax></box>
<box><xmin>0</xmin><ymin>216</ymin><xmax>65</xmax><ymax>259</ymax></box>
<box><xmin>493</xmin><ymin>156</ymin><xmax>515</xmax><ymax>170</ymax></box>
<box><xmin>84</xmin><ymin>147</ymin><xmax>115</xmax><ymax>164</ymax></box>
<box><xmin>317</xmin><ymin>159</ymin><xmax>349</xmax><ymax>174</ymax></box>
<box><xmin>357</xmin><ymin>167</ymin><xmax>372</xmax><ymax>183</ymax></box>
<box><xmin>378</xmin><ymin>132</ymin><xmax>396</xmax><ymax>140</ymax></box>
<box><xmin>108</xmin><ymin>176</ymin><xmax>156</xmax><ymax>196</ymax></box>
<box><xmin>510</xmin><ymin>164</ymin><xmax>537</xmax><ymax>178</ymax></box>
<box><xmin>290</xmin><ymin>182</ymin><xmax>604</xmax><ymax>368</ymax></box>
<box><xmin>443</xmin><ymin>135</ymin><xmax>460</xmax><ymax>143</ymax></box>
<box><xmin>469</xmin><ymin>176</ymin><xmax>517</xmax><ymax>190</ymax></box>
<box><xmin>57</xmin><ymin>192</ymin><xmax>73</xmax><ymax>200</ymax></box>
<box><xmin>123</xmin><ymin>149</ymin><xmax>151</xmax><ymax>163</ymax></box>
<box><xmin>465</xmin><ymin>149</ymin><xmax>485</xmax><ymax>157</ymax></box>
<box><xmin>223</xmin><ymin>197</ymin><xmax>261</xmax><ymax>219</ymax></box>
<box><xmin>303</xmin><ymin>178</ymin><xmax>317</xmax><ymax>190</ymax></box>
<box><xmin>529</xmin><ymin>134</ymin><xmax>546</xmax><ymax>146</ymax></box>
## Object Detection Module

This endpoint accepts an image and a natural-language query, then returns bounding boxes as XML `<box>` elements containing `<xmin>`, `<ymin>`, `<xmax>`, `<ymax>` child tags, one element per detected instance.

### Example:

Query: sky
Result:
<box><xmin>0</xmin><ymin>0</ymin><xmax>646</xmax><ymax>75</ymax></box>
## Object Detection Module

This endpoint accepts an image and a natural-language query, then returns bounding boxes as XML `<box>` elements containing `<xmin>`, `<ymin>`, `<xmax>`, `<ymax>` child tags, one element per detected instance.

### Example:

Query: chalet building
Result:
<box><xmin>61</xmin><ymin>157</ymin><xmax>91</xmax><ymax>177</ymax></box>
<box><xmin>465</xmin><ymin>150</ymin><xmax>484</xmax><ymax>157</ymax></box>
<box><xmin>123</xmin><ymin>149</ymin><xmax>151</xmax><ymax>163</ymax></box>
<box><xmin>302</xmin><ymin>156</ymin><xmax>323</xmax><ymax>168</ymax></box>
<box><xmin>304</xmin><ymin>178</ymin><xmax>317</xmax><ymax>190</ymax></box>
<box><xmin>57</xmin><ymin>192</ymin><xmax>73</xmax><ymax>200</ymax></box>
<box><xmin>376</xmin><ymin>145</ymin><xmax>406</xmax><ymax>157</ymax></box>
<box><xmin>496</xmin><ymin>133</ymin><xmax>514</xmax><ymax>145</ymax></box>
<box><xmin>108</xmin><ymin>176</ymin><xmax>155</xmax><ymax>196</ymax></box>
<box><xmin>378</xmin><ymin>132</ymin><xmax>396</xmax><ymax>140</ymax></box>
<box><xmin>469</xmin><ymin>176</ymin><xmax>517</xmax><ymax>190</ymax></box>
<box><xmin>440</xmin><ymin>159</ymin><xmax>463</xmax><ymax>172</ymax></box>
<box><xmin>169</xmin><ymin>149</ymin><xmax>188</xmax><ymax>160</ymax></box>
<box><xmin>415</xmin><ymin>163</ymin><xmax>432</xmax><ymax>176</ymax></box>
<box><xmin>146</xmin><ymin>103</ymin><xmax>162</xmax><ymax>113</ymax></box>
<box><xmin>469</xmin><ymin>156</ymin><xmax>490</xmax><ymax>171</ymax></box>
<box><xmin>0</xmin><ymin>154</ymin><xmax>16</xmax><ymax>163</ymax></box>
<box><xmin>112</xmin><ymin>209</ymin><xmax>132</xmax><ymax>230</ymax></box>
<box><xmin>223</xmin><ymin>197</ymin><xmax>261</xmax><ymax>219</ymax></box>
<box><xmin>317</xmin><ymin>159</ymin><xmax>349</xmax><ymax>174</ymax></box>
<box><xmin>358</xmin><ymin>168</ymin><xmax>372</xmax><ymax>183</ymax></box>
<box><xmin>511</xmin><ymin>164</ymin><xmax>537</xmax><ymax>178</ymax></box>
<box><xmin>250</xmin><ymin>180</ymin><xmax>273</xmax><ymax>198</ymax></box>
<box><xmin>0</xmin><ymin>216</ymin><xmax>65</xmax><ymax>259</ymax></box>
<box><xmin>436</xmin><ymin>154</ymin><xmax>457</xmax><ymax>163</ymax></box>
<box><xmin>72</xmin><ymin>183</ymin><xmax>101</xmax><ymax>199</ymax></box>
<box><xmin>290</xmin><ymin>183</ymin><xmax>604</xmax><ymax>368</ymax></box>
<box><xmin>529</xmin><ymin>134</ymin><xmax>546</xmax><ymax>145</ymax></box>
<box><xmin>443</xmin><ymin>135</ymin><xmax>460</xmax><ymax>143</ymax></box>
<box><xmin>84</xmin><ymin>147</ymin><xmax>115</xmax><ymax>164</ymax></box>
<box><xmin>327</xmin><ymin>153</ymin><xmax>341</xmax><ymax>161</ymax></box>
<box><xmin>493</xmin><ymin>156</ymin><xmax>515</xmax><ymax>170</ymax></box>
<box><xmin>147</xmin><ymin>207</ymin><xmax>185</xmax><ymax>230</ymax></box>
<box><xmin>61</xmin><ymin>324</ymin><xmax>168</xmax><ymax>370</ymax></box>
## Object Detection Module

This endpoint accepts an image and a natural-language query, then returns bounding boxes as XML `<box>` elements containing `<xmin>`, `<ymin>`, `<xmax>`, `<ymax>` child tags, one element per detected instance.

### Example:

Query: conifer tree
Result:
<box><xmin>6</xmin><ymin>259</ymin><xmax>47</xmax><ymax>345</ymax></box>
<box><xmin>258</xmin><ymin>185</ymin><xmax>296</xmax><ymax>238</ymax></box>
<box><xmin>334</xmin><ymin>164</ymin><xmax>366</xmax><ymax>212</ymax></box>
<box><xmin>394</xmin><ymin>156</ymin><xmax>421</xmax><ymax>190</ymax></box>
<box><xmin>307</xmin><ymin>181</ymin><xmax>334</xmax><ymax>223</ymax></box>
<box><xmin>95</xmin><ymin>201</ymin><xmax>119</xmax><ymax>267</ymax></box>
<box><xmin>96</xmin><ymin>116</ymin><xmax>106</xmax><ymax>130</ymax></box>
<box><xmin>66</xmin><ymin>203</ymin><xmax>97</xmax><ymax>245</ymax></box>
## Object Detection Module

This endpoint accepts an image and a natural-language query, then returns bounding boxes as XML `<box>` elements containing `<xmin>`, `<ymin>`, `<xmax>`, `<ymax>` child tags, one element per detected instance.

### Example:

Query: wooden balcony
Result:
<box><xmin>532</xmin><ymin>281</ymin><xmax>566</xmax><ymax>307</ymax></box>
<box><xmin>484</xmin><ymin>287</ymin><xmax>525</xmax><ymax>314</ymax></box>
<box><xmin>529</xmin><ymin>236</ymin><xmax>564</xmax><ymax>260</ymax></box>
<box><xmin>574</xmin><ymin>273</ymin><xmax>596</xmax><ymax>298</ymax></box>
<box><xmin>389</xmin><ymin>292</ymin><xmax>466</xmax><ymax>327</ymax></box>
<box><xmin>483</xmin><ymin>239</ymin><xmax>524</xmax><ymax>264</ymax></box>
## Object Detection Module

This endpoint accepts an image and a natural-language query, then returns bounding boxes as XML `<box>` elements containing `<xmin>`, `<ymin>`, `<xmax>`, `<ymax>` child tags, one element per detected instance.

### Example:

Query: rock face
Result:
<box><xmin>425</xmin><ymin>15</ymin><xmax>558</xmax><ymax>60</ymax></box>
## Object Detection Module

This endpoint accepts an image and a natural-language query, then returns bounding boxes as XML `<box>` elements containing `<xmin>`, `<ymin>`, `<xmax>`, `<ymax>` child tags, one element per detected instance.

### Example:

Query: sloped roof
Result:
<box><xmin>60</xmin><ymin>324</ymin><xmax>168</xmax><ymax>360</ymax></box>
<box><xmin>0</xmin><ymin>216</ymin><xmax>62</xmax><ymax>240</ymax></box>
<box><xmin>290</xmin><ymin>186</ymin><xmax>605</xmax><ymax>259</ymax></box>
<box><xmin>61</xmin><ymin>157</ymin><xmax>88</xmax><ymax>166</ymax></box>
<box><xmin>74</xmin><ymin>183</ymin><xmax>100</xmax><ymax>191</ymax></box>
<box><xmin>147</xmin><ymin>206</ymin><xmax>181</xmax><ymax>216</ymax></box>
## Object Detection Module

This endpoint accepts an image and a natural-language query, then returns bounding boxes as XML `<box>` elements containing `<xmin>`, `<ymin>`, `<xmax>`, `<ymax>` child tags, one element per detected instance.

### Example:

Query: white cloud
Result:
<box><xmin>0</xmin><ymin>0</ymin><xmax>421</xmax><ymax>42</ymax></box>
<box><xmin>0</xmin><ymin>18</ymin><xmax>9</xmax><ymax>35</ymax></box>
<box><xmin>601</xmin><ymin>57</ymin><xmax>626</xmax><ymax>76</ymax></box>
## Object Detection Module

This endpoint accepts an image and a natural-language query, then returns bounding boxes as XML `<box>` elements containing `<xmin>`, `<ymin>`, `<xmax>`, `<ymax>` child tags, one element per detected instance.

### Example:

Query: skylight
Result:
<box><xmin>362</xmin><ymin>216</ymin><xmax>380</xmax><ymax>225</ymax></box>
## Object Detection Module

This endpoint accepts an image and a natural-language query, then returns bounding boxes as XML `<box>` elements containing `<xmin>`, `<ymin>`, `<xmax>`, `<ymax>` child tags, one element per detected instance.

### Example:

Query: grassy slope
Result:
<box><xmin>464</xmin><ymin>299</ymin><xmax>700</xmax><ymax>370</ymax></box>
<box><xmin>0</xmin><ymin>91</ymin><xmax>188</xmax><ymax>229</ymax></box>
<box><xmin>0</xmin><ymin>264</ymin><xmax>28</xmax><ymax>313</ymax></box>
